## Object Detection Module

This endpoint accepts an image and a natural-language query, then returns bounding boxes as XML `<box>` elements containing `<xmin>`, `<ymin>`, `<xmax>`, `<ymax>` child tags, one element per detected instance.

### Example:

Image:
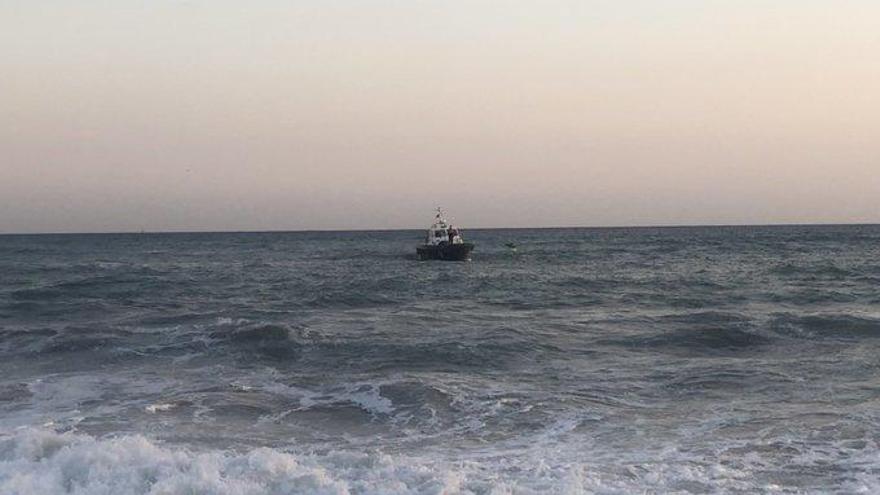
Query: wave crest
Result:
<box><xmin>0</xmin><ymin>428</ymin><xmax>472</xmax><ymax>495</ymax></box>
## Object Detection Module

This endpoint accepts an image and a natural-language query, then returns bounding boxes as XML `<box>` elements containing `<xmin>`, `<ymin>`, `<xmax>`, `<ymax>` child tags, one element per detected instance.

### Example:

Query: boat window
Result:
<box><xmin>434</xmin><ymin>231</ymin><xmax>444</xmax><ymax>238</ymax></box>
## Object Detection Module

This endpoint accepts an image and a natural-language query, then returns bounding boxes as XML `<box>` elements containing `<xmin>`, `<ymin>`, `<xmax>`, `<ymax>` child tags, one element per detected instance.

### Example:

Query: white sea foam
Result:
<box><xmin>144</xmin><ymin>403</ymin><xmax>176</xmax><ymax>414</ymax></box>
<box><xmin>0</xmin><ymin>428</ymin><xmax>668</xmax><ymax>495</ymax></box>
<box><xmin>7</xmin><ymin>426</ymin><xmax>874</xmax><ymax>495</ymax></box>
<box><xmin>259</xmin><ymin>381</ymin><xmax>396</xmax><ymax>417</ymax></box>
<box><xmin>0</xmin><ymin>428</ymin><xmax>475</xmax><ymax>495</ymax></box>
<box><xmin>341</xmin><ymin>385</ymin><xmax>395</xmax><ymax>416</ymax></box>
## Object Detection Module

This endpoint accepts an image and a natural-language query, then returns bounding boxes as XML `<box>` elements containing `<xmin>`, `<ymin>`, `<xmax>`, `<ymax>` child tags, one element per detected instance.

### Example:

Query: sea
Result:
<box><xmin>1</xmin><ymin>225</ymin><xmax>879</xmax><ymax>494</ymax></box>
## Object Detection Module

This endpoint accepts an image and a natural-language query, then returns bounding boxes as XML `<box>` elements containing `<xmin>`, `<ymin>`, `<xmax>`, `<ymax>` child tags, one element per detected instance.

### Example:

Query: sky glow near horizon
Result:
<box><xmin>1</xmin><ymin>1</ymin><xmax>878</xmax><ymax>232</ymax></box>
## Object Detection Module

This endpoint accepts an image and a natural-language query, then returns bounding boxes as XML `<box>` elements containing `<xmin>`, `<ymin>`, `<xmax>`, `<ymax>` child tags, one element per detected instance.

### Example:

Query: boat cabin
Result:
<box><xmin>425</xmin><ymin>209</ymin><xmax>464</xmax><ymax>246</ymax></box>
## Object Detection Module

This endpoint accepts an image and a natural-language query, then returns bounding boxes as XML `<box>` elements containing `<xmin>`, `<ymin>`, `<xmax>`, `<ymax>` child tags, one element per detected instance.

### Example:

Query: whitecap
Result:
<box><xmin>144</xmin><ymin>403</ymin><xmax>176</xmax><ymax>414</ymax></box>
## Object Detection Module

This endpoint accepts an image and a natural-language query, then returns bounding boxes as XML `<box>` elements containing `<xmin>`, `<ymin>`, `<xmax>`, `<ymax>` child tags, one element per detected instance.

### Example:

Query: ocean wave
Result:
<box><xmin>635</xmin><ymin>327</ymin><xmax>772</xmax><ymax>356</ymax></box>
<box><xmin>656</xmin><ymin>311</ymin><xmax>751</xmax><ymax>326</ymax></box>
<box><xmin>767</xmin><ymin>288</ymin><xmax>860</xmax><ymax>305</ymax></box>
<box><xmin>305</xmin><ymin>291</ymin><xmax>400</xmax><ymax>310</ymax></box>
<box><xmin>768</xmin><ymin>262</ymin><xmax>853</xmax><ymax>278</ymax></box>
<box><xmin>9</xmin><ymin>275</ymin><xmax>142</xmax><ymax>301</ymax></box>
<box><xmin>2</xmin><ymin>319</ymin><xmax>544</xmax><ymax>370</ymax></box>
<box><xmin>551</xmin><ymin>276</ymin><xmax>617</xmax><ymax>291</ymax></box>
<box><xmin>205</xmin><ymin>323</ymin><xmax>308</xmax><ymax>361</ymax></box>
<box><xmin>599</xmin><ymin>310</ymin><xmax>880</xmax><ymax>353</ymax></box>
<box><xmin>205</xmin><ymin>320</ymin><xmax>541</xmax><ymax>370</ymax></box>
<box><xmin>0</xmin><ymin>428</ymin><xmax>584</xmax><ymax>495</ymax></box>
<box><xmin>0</xmin><ymin>328</ymin><xmax>57</xmax><ymax>347</ymax></box>
<box><xmin>2</xmin><ymin>427</ymin><xmax>875</xmax><ymax>494</ymax></box>
<box><xmin>769</xmin><ymin>313</ymin><xmax>880</xmax><ymax>340</ymax></box>
<box><xmin>595</xmin><ymin>311</ymin><xmax>771</xmax><ymax>356</ymax></box>
<box><xmin>210</xmin><ymin>323</ymin><xmax>294</xmax><ymax>344</ymax></box>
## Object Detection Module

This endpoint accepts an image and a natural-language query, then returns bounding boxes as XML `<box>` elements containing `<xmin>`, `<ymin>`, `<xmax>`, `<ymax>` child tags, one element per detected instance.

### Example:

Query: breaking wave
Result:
<box><xmin>3</xmin><ymin>427</ymin><xmax>878</xmax><ymax>495</ymax></box>
<box><xmin>0</xmin><ymin>428</ymin><xmax>596</xmax><ymax>495</ymax></box>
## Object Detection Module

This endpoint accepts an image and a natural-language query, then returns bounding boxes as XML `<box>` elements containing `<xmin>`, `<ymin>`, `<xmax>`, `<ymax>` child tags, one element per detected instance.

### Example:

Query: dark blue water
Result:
<box><xmin>2</xmin><ymin>226</ymin><xmax>880</xmax><ymax>493</ymax></box>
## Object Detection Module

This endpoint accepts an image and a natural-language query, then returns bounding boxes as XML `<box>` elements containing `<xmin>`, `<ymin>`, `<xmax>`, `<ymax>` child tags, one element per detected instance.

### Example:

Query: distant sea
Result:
<box><xmin>2</xmin><ymin>225</ymin><xmax>880</xmax><ymax>493</ymax></box>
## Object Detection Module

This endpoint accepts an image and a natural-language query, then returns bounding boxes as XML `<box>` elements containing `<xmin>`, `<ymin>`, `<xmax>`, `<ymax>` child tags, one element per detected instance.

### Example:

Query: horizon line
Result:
<box><xmin>1</xmin><ymin>221</ymin><xmax>878</xmax><ymax>236</ymax></box>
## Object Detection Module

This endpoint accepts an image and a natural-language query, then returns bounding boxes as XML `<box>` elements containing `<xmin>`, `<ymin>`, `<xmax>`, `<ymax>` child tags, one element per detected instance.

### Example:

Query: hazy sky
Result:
<box><xmin>2</xmin><ymin>1</ymin><xmax>878</xmax><ymax>233</ymax></box>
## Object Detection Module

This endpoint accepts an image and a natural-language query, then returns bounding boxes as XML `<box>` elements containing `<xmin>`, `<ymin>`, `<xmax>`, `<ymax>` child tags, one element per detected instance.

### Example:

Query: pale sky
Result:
<box><xmin>2</xmin><ymin>1</ymin><xmax>878</xmax><ymax>233</ymax></box>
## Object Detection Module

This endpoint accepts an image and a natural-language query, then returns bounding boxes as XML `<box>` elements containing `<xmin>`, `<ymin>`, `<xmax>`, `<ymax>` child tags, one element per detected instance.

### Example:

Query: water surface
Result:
<box><xmin>1</xmin><ymin>225</ymin><xmax>879</xmax><ymax>493</ymax></box>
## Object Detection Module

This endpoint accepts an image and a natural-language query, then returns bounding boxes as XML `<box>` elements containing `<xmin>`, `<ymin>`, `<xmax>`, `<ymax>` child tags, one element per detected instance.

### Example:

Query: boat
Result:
<box><xmin>416</xmin><ymin>208</ymin><xmax>475</xmax><ymax>261</ymax></box>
